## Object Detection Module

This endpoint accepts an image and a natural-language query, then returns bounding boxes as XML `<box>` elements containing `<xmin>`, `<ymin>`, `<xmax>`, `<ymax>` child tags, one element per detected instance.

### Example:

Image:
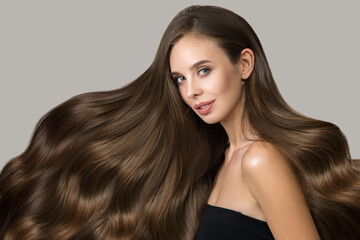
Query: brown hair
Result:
<box><xmin>1</xmin><ymin>5</ymin><xmax>359</xmax><ymax>240</ymax></box>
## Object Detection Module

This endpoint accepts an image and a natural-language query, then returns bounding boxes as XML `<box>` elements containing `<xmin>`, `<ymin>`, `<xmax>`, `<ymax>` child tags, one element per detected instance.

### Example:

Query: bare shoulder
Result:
<box><xmin>240</xmin><ymin>141</ymin><xmax>295</xmax><ymax>197</ymax></box>
<box><xmin>240</xmin><ymin>141</ymin><xmax>321</xmax><ymax>239</ymax></box>
<box><xmin>241</xmin><ymin>141</ymin><xmax>288</xmax><ymax>175</ymax></box>
<box><xmin>240</xmin><ymin>141</ymin><xmax>296</xmax><ymax>198</ymax></box>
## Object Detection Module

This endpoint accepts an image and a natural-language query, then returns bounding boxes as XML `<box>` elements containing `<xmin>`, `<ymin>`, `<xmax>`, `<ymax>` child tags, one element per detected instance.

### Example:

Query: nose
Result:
<box><xmin>186</xmin><ymin>78</ymin><xmax>202</xmax><ymax>98</ymax></box>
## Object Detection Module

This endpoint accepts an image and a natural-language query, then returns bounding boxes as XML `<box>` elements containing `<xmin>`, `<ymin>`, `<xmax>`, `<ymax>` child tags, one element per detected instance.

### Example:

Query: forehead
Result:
<box><xmin>169</xmin><ymin>34</ymin><xmax>230</xmax><ymax>70</ymax></box>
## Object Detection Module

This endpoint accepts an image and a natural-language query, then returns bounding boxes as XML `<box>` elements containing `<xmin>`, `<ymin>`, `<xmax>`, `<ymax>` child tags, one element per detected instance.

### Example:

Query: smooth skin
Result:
<box><xmin>169</xmin><ymin>33</ymin><xmax>321</xmax><ymax>240</ymax></box>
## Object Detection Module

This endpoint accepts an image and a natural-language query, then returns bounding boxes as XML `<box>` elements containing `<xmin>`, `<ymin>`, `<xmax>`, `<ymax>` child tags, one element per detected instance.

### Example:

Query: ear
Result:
<box><xmin>237</xmin><ymin>48</ymin><xmax>255</xmax><ymax>80</ymax></box>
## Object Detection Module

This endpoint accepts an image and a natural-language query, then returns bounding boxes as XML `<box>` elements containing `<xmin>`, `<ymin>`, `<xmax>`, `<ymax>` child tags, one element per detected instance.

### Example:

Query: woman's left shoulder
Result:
<box><xmin>240</xmin><ymin>141</ymin><xmax>298</xmax><ymax>192</ymax></box>
<box><xmin>240</xmin><ymin>144</ymin><xmax>321</xmax><ymax>239</ymax></box>
<box><xmin>241</xmin><ymin>141</ymin><xmax>288</xmax><ymax>173</ymax></box>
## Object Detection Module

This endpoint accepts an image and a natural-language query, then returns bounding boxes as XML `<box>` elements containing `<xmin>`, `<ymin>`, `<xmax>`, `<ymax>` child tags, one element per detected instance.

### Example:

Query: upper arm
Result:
<box><xmin>242</xmin><ymin>142</ymin><xmax>321</xmax><ymax>240</ymax></box>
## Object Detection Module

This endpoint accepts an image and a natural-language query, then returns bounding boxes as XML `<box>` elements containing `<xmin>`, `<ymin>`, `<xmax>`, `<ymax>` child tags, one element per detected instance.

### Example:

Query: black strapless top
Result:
<box><xmin>194</xmin><ymin>204</ymin><xmax>275</xmax><ymax>240</ymax></box>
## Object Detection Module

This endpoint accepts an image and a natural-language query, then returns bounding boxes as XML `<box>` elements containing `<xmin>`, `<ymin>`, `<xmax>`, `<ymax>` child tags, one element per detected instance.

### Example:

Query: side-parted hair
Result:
<box><xmin>1</xmin><ymin>5</ymin><xmax>359</xmax><ymax>240</ymax></box>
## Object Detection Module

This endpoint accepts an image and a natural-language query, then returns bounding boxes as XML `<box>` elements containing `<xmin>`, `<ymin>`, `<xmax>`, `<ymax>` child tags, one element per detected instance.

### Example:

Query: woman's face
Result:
<box><xmin>169</xmin><ymin>33</ymin><xmax>249</xmax><ymax>124</ymax></box>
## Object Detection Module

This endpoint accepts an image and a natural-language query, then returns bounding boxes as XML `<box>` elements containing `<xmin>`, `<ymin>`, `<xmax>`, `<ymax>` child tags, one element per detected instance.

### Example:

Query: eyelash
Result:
<box><xmin>174</xmin><ymin>76</ymin><xmax>185</xmax><ymax>83</ymax></box>
<box><xmin>173</xmin><ymin>67</ymin><xmax>211</xmax><ymax>83</ymax></box>
<box><xmin>198</xmin><ymin>67</ymin><xmax>210</xmax><ymax>75</ymax></box>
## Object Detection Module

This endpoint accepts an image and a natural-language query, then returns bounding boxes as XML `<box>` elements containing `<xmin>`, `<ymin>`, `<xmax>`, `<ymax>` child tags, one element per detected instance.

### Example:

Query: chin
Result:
<box><xmin>197</xmin><ymin>115</ymin><xmax>220</xmax><ymax>125</ymax></box>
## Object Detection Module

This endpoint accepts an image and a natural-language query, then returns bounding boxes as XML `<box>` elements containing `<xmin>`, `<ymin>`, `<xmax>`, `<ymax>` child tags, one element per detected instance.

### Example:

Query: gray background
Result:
<box><xmin>1</xmin><ymin>0</ymin><xmax>359</xmax><ymax>170</ymax></box>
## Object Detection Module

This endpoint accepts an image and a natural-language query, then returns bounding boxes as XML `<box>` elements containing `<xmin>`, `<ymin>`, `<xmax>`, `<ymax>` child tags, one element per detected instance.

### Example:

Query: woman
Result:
<box><xmin>0</xmin><ymin>5</ymin><xmax>359</xmax><ymax>240</ymax></box>
<box><xmin>170</xmin><ymin>28</ymin><xmax>320</xmax><ymax>240</ymax></box>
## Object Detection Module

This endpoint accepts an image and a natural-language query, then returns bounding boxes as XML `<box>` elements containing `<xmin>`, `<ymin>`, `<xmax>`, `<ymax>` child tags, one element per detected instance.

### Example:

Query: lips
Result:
<box><xmin>194</xmin><ymin>100</ymin><xmax>216</xmax><ymax>109</ymax></box>
<box><xmin>194</xmin><ymin>100</ymin><xmax>215</xmax><ymax>115</ymax></box>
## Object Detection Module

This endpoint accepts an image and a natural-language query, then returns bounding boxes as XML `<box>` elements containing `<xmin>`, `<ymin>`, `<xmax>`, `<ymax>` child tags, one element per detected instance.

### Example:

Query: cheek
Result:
<box><xmin>206</xmin><ymin>72</ymin><xmax>236</xmax><ymax>96</ymax></box>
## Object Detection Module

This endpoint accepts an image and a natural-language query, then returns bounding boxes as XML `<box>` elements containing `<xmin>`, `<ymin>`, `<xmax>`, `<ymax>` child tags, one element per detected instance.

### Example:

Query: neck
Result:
<box><xmin>220</xmin><ymin>95</ymin><xmax>257</xmax><ymax>155</ymax></box>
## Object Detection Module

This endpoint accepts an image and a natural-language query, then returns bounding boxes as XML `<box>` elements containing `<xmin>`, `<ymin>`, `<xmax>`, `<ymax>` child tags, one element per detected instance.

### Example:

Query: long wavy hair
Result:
<box><xmin>1</xmin><ymin>5</ymin><xmax>359</xmax><ymax>240</ymax></box>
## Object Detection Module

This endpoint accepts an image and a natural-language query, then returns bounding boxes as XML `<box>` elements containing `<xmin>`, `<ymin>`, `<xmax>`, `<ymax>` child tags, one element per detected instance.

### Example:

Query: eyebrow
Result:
<box><xmin>170</xmin><ymin>59</ymin><xmax>212</xmax><ymax>77</ymax></box>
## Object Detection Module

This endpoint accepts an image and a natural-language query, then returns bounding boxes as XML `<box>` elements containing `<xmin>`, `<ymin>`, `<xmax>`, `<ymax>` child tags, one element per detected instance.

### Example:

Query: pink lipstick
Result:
<box><xmin>194</xmin><ymin>100</ymin><xmax>215</xmax><ymax>115</ymax></box>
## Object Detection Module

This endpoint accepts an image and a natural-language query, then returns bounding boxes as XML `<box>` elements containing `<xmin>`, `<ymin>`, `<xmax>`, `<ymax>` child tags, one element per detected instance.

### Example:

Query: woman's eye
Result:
<box><xmin>199</xmin><ymin>68</ymin><xmax>210</xmax><ymax>75</ymax></box>
<box><xmin>175</xmin><ymin>76</ymin><xmax>185</xmax><ymax>83</ymax></box>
